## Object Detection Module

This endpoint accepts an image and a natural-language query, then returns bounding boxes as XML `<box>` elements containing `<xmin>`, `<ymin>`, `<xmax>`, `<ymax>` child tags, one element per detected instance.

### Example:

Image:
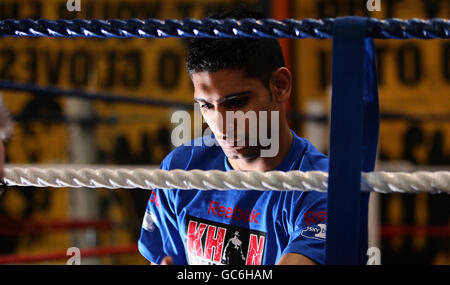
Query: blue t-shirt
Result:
<box><xmin>138</xmin><ymin>130</ymin><xmax>329</xmax><ymax>265</ymax></box>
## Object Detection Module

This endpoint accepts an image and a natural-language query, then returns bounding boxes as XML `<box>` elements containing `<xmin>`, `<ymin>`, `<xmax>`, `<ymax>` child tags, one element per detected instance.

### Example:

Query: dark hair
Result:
<box><xmin>186</xmin><ymin>6</ymin><xmax>285</xmax><ymax>88</ymax></box>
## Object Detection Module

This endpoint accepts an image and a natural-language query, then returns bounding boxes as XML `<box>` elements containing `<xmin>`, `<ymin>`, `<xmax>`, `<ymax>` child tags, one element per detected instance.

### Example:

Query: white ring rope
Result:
<box><xmin>3</xmin><ymin>166</ymin><xmax>449</xmax><ymax>194</ymax></box>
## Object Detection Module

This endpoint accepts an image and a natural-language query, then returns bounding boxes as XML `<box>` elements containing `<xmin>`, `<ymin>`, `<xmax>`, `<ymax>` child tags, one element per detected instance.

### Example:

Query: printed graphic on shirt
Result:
<box><xmin>207</xmin><ymin>200</ymin><xmax>260</xmax><ymax>224</ymax></box>
<box><xmin>303</xmin><ymin>210</ymin><xmax>327</xmax><ymax>226</ymax></box>
<box><xmin>148</xmin><ymin>191</ymin><xmax>160</xmax><ymax>207</ymax></box>
<box><xmin>185</xmin><ymin>216</ymin><xmax>267</xmax><ymax>265</ymax></box>
<box><xmin>142</xmin><ymin>210</ymin><xmax>156</xmax><ymax>232</ymax></box>
<box><xmin>300</xmin><ymin>223</ymin><xmax>326</xmax><ymax>241</ymax></box>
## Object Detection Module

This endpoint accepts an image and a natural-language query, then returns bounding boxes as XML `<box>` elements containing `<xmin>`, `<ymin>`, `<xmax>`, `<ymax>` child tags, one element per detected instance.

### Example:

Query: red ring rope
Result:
<box><xmin>0</xmin><ymin>244</ymin><xmax>139</xmax><ymax>264</ymax></box>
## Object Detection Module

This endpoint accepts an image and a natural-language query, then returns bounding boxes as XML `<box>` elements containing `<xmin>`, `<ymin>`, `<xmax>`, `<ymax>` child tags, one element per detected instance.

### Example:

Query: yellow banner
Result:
<box><xmin>0</xmin><ymin>0</ymin><xmax>254</xmax><ymax>264</ymax></box>
<box><xmin>294</xmin><ymin>0</ymin><xmax>450</xmax><ymax>164</ymax></box>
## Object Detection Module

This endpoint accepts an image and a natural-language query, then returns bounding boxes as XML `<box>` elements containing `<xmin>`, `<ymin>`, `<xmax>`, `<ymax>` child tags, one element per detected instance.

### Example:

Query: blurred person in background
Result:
<box><xmin>0</xmin><ymin>96</ymin><xmax>14</xmax><ymax>199</ymax></box>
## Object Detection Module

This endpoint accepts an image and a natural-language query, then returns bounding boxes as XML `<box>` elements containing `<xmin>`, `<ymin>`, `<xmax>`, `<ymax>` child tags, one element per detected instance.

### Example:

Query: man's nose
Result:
<box><xmin>210</xmin><ymin>105</ymin><xmax>230</xmax><ymax>139</ymax></box>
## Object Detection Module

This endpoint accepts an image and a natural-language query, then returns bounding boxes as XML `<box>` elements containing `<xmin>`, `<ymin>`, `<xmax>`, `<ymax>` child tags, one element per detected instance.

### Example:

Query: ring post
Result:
<box><xmin>326</xmin><ymin>17</ymin><xmax>380</xmax><ymax>265</ymax></box>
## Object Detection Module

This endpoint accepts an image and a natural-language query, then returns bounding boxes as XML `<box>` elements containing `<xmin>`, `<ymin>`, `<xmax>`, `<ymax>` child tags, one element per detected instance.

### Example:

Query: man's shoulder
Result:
<box><xmin>161</xmin><ymin>135</ymin><xmax>224</xmax><ymax>170</ymax></box>
<box><xmin>297</xmin><ymin>137</ymin><xmax>329</xmax><ymax>172</ymax></box>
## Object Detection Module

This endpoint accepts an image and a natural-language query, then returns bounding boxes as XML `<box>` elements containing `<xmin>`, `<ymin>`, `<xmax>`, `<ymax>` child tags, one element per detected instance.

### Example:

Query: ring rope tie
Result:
<box><xmin>4</xmin><ymin>167</ymin><xmax>449</xmax><ymax>194</ymax></box>
<box><xmin>0</xmin><ymin>18</ymin><xmax>448</xmax><ymax>39</ymax></box>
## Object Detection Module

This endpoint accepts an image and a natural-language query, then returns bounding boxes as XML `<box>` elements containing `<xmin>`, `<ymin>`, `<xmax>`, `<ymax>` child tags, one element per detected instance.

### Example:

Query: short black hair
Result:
<box><xmin>186</xmin><ymin>6</ymin><xmax>285</xmax><ymax>88</ymax></box>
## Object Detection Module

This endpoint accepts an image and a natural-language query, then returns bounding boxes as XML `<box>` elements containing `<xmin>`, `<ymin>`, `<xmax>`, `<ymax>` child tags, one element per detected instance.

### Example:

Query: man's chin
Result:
<box><xmin>222</xmin><ymin>147</ymin><xmax>260</xmax><ymax>162</ymax></box>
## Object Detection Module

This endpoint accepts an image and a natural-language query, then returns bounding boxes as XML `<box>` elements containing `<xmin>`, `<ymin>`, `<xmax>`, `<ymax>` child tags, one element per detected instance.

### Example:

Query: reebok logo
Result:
<box><xmin>208</xmin><ymin>200</ymin><xmax>260</xmax><ymax>224</ymax></box>
<box><xmin>304</xmin><ymin>210</ymin><xmax>327</xmax><ymax>226</ymax></box>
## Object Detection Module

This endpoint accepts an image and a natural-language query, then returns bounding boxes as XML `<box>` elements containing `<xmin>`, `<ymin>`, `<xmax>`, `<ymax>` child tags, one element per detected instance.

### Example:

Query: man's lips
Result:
<box><xmin>219</xmin><ymin>140</ymin><xmax>242</xmax><ymax>148</ymax></box>
<box><xmin>217</xmin><ymin>137</ymin><xmax>244</xmax><ymax>148</ymax></box>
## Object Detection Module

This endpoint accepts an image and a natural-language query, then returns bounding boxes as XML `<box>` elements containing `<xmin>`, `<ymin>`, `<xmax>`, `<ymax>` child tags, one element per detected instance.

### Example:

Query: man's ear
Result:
<box><xmin>270</xmin><ymin>67</ymin><xmax>292</xmax><ymax>103</ymax></box>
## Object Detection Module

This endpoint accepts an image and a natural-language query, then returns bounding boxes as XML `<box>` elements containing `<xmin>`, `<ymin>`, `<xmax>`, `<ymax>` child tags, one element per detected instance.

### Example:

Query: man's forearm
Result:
<box><xmin>277</xmin><ymin>253</ymin><xmax>317</xmax><ymax>265</ymax></box>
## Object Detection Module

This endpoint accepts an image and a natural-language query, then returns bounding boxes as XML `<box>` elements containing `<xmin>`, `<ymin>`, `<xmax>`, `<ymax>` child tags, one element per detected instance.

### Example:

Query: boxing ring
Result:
<box><xmin>0</xmin><ymin>17</ymin><xmax>449</xmax><ymax>265</ymax></box>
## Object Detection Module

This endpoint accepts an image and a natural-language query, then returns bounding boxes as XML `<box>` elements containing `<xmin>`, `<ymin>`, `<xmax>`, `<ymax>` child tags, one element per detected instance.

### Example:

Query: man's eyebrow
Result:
<box><xmin>194</xmin><ymin>91</ymin><xmax>251</xmax><ymax>104</ymax></box>
<box><xmin>193</xmin><ymin>97</ymin><xmax>206</xmax><ymax>103</ymax></box>
<box><xmin>220</xmin><ymin>91</ymin><xmax>252</xmax><ymax>103</ymax></box>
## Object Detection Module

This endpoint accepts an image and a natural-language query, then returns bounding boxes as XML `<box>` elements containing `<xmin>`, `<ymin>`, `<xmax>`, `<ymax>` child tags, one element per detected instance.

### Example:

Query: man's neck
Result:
<box><xmin>227</xmin><ymin>125</ymin><xmax>293</xmax><ymax>172</ymax></box>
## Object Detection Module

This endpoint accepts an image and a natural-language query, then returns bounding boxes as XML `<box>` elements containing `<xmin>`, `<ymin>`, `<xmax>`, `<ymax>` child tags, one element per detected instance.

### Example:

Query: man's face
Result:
<box><xmin>192</xmin><ymin>69</ymin><xmax>278</xmax><ymax>161</ymax></box>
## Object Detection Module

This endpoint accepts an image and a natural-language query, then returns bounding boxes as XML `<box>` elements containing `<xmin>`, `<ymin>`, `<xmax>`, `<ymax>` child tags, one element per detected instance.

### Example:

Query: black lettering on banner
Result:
<box><xmin>428</xmin><ymin>130</ymin><xmax>450</xmax><ymax>165</ymax></box>
<box><xmin>57</xmin><ymin>1</ymin><xmax>162</xmax><ymax>19</ymax></box>
<box><xmin>347</xmin><ymin>0</ymin><xmax>370</xmax><ymax>16</ymax></box>
<box><xmin>57</xmin><ymin>1</ymin><xmax>84</xmax><ymax>19</ymax></box>
<box><xmin>102</xmin><ymin>51</ymin><xmax>116</xmax><ymax>88</ymax></box>
<box><xmin>0</xmin><ymin>1</ymin><xmax>41</xmax><ymax>19</ymax></box>
<box><xmin>117</xmin><ymin>2</ymin><xmax>136</xmax><ymax>19</ymax></box>
<box><xmin>317</xmin><ymin>0</ymin><xmax>339</xmax><ymax>18</ymax></box>
<box><xmin>204</xmin><ymin>3</ymin><xmax>228</xmax><ymax>16</ymax></box>
<box><xmin>100</xmin><ymin>50</ymin><xmax>142</xmax><ymax>88</ymax></box>
<box><xmin>70</xmin><ymin>49</ymin><xmax>92</xmax><ymax>86</ymax></box>
<box><xmin>28</xmin><ymin>0</ymin><xmax>42</xmax><ymax>19</ymax></box>
<box><xmin>122</xmin><ymin>51</ymin><xmax>142</xmax><ymax>88</ymax></box>
<box><xmin>318</xmin><ymin>50</ymin><xmax>330</xmax><ymax>89</ymax></box>
<box><xmin>84</xmin><ymin>1</ymin><xmax>95</xmax><ymax>19</ymax></box>
<box><xmin>141</xmin><ymin>1</ymin><xmax>162</xmax><ymax>19</ymax></box>
<box><xmin>316</xmin><ymin>0</ymin><xmax>369</xmax><ymax>18</ymax></box>
<box><xmin>401</xmin><ymin>124</ymin><xmax>424</xmax><ymax>164</ymax></box>
<box><xmin>111</xmin><ymin>1</ymin><xmax>163</xmax><ymax>19</ymax></box>
<box><xmin>443</xmin><ymin>42</ymin><xmax>450</xmax><ymax>82</ymax></box>
<box><xmin>57</xmin><ymin>2</ymin><xmax>72</xmax><ymax>19</ymax></box>
<box><xmin>158</xmin><ymin>50</ymin><xmax>181</xmax><ymax>90</ymax></box>
<box><xmin>375</xmin><ymin>46</ymin><xmax>388</xmax><ymax>86</ymax></box>
<box><xmin>0</xmin><ymin>48</ymin><xmax>16</xmax><ymax>81</ymax></box>
<box><xmin>385</xmin><ymin>0</ymin><xmax>402</xmax><ymax>18</ymax></box>
<box><xmin>422</xmin><ymin>0</ymin><xmax>444</xmax><ymax>18</ymax></box>
<box><xmin>44</xmin><ymin>50</ymin><xmax>64</xmax><ymax>85</ymax></box>
<box><xmin>23</xmin><ymin>48</ymin><xmax>38</xmax><ymax>83</ymax></box>
<box><xmin>346</xmin><ymin>0</ymin><xmax>356</xmax><ymax>15</ymax></box>
<box><xmin>177</xmin><ymin>2</ymin><xmax>195</xmax><ymax>18</ymax></box>
<box><xmin>0</xmin><ymin>2</ymin><xmax>19</xmax><ymax>19</ymax></box>
<box><xmin>397</xmin><ymin>44</ymin><xmax>422</xmax><ymax>86</ymax></box>
<box><xmin>346</xmin><ymin>0</ymin><xmax>358</xmax><ymax>16</ymax></box>
<box><xmin>103</xmin><ymin>1</ymin><xmax>112</xmax><ymax>18</ymax></box>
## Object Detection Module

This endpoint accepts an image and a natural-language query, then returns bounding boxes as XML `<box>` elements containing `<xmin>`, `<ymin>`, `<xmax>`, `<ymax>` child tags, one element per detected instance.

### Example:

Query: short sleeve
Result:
<box><xmin>138</xmin><ymin>163</ymin><xmax>187</xmax><ymax>264</ymax></box>
<box><xmin>282</xmin><ymin>191</ymin><xmax>328</xmax><ymax>265</ymax></box>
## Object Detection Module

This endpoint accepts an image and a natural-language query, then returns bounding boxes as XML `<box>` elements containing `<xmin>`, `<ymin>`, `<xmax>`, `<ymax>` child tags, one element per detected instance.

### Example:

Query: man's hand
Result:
<box><xmin>277</xmin><ymin>253</ymin><xmax>317</xmax><ymax>265</ymax></box>
<box><xmin>151</xmin><ymin>256</ymin><xmax>173</xmax><ymax>265</ymax></box>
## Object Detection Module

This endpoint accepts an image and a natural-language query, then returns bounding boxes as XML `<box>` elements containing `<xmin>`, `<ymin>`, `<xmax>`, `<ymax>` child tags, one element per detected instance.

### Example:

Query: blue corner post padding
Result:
<box><xmin>326</xmin><ymin>17</ymin><xmax>380</xmax><ymax>265</ymax></box>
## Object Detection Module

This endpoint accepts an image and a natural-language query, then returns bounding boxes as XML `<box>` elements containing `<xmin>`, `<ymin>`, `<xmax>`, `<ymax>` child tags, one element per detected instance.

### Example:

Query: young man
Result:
<box><xmin>138</xmin><ymin>7</ymin><xmax>329</xmax><ymax>265</ymax></box>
